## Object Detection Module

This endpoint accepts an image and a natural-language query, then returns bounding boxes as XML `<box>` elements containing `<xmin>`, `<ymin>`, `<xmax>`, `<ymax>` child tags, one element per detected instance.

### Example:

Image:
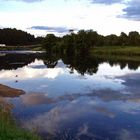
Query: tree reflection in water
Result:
<box><xmin>1</xmin><ymin>52</ymin><xmax>140</xmax><ymax>75</ymax></box>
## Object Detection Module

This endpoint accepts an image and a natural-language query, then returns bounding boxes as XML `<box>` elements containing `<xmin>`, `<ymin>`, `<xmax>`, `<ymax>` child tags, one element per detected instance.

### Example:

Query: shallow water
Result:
<box><xmin>0</xmin><ymin>52</ymin><xmax>140</xmax><ymax>139</ymax></box>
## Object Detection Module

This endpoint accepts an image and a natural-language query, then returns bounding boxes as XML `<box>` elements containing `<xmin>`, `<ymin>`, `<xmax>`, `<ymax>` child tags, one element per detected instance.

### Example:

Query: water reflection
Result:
<box><xmin>22</xmin><ymin>99</ymin><xmax>116</xmax><ymax>136</ymax></box>
<box><xmin>1</xmin><ymin>52</ymin><xmax>140</xmax><ymax>73</ymax></box>
<box><xmin>21</xmin><ymin>95</ymin><xmax>140</xmax><ymax>139</ymax></box>
<box><xmin>0</xmin><ymin>60</ymin><xmax>126</xmax><ymax>96</ymax></box>
<box><xmin>0</xmin><ymin>52</ymin><xmax>140</xmax><ymax>139</ymax></box>
<box><xmin>0</xmin><ymin>52</ymin><xmax>44</xmax><ymax>70</ymax></box>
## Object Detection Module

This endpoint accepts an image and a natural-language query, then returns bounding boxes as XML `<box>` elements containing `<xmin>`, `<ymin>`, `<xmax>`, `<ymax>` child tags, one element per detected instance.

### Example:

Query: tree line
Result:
<box><xmin>42</xmin><ymin>30</ymin><xmax>140</xmax><ymax>55</ymax></box>
<box><xmin>0</xmin><ymin>28</ymin><xmax>43</xmax><ymax>45</ymax></box>
<box><xmin>1</xmin><ymin>28</ymin><xmax>140</xmax><ymax>50</ymax></box>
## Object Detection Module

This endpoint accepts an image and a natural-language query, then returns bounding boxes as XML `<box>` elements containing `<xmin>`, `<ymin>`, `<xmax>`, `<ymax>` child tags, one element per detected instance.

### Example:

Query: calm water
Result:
<box><xmin>1</xmin><ymin>51</ymin><xmax>140</xmax><ymax>140</ymax></box>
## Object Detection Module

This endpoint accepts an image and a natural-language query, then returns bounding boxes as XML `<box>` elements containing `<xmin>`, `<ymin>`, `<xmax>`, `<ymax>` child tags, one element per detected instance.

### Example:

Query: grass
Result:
<box><xmin>0</xmin><ymin>101</ymin><xmax>41</xmax><ymax>140</ymax></box>
<box><xmin>91</xmin><ymin>46</ymin><xmax>140</xmax><ymax>56</ymax></box>
<box><xmin>93</xmin><ymin>53</ymin><xmax>140</xmax><ymax>62</ymax></box>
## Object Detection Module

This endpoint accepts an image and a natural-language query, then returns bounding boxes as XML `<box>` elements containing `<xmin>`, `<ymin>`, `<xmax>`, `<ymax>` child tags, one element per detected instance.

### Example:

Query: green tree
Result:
<box><xmin>105</xmin><ymin>34</ymin><xmax>119</xmax><ymax>46</ymax></box>
<box><xmin>119</xmin><ymin>32</ymin><xmax>128</xmax><ymax>46</ymax></box>
<box><xmin>43</xmin><ymin>34</ymin><xmax>58</xmax><ymax>53</ymax></box>
<box><xmin>0</xmin><ymin>28</ymin><xmax>36</xmax><ymax>45</ymax></box>
<box><xmin>128</xmin><ymin>31</ymin><xmax>140</xmax><ymax>46</ymax></box>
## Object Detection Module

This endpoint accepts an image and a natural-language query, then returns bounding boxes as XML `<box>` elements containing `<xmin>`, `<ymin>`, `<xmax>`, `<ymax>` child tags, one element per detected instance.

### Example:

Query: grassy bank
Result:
<box><xmin>0</xmin><ymin>101</ymin><xmax>41</xmax><ymax>140</ymax></box>
<box><xmin>0</xmin><ymin>84</ymin><xmax>41</xmax><ymax>140</ymax></box>
<box><xmin>93</xmin><ymin>54</ymin><xmax>140</xmax><ymax>62</ymax></box>
<box><xmin>91</xmin><ymin>46</ymin><xmax>140</xmax><ymax>56</ymax></box>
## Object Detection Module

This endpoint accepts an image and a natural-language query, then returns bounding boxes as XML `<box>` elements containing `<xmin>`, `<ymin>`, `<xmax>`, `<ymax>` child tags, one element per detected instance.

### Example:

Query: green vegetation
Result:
<box><xmin>1</xmin><ymin>28</ymin><xmax>140</xmax><ymax>140</ymax></box>
<box><xmin>41</xmin><ymin>31</ymin><xmax>140</xmax><ymax>73</ymax></box>
<box><xmin>0</xmin><ymin>28</ymin><xmax>43</xmax><ymax>46</ymax></box>
<box><xmin>0</xmin><ymin>100</ymin><xmax>41</xmax><ymax>140</ymax></box>
<box><xmin>91</xmin><ymin>46</ymin><xmax>140</xmax><ymax>56</ymax></box>
<box><xmin>42</xmin><ymin>30</ymin><xmax>140</xmax><ymax>56</ymax></box>
<box><xmin>1</xmin><ymin>28</ymin><xmax>140</xmax><ymax>56</ymax></box>
<box><xmin>94</xmin><ymin>53</ymin><xmax>140</xmax><ymax>62</ymax></box>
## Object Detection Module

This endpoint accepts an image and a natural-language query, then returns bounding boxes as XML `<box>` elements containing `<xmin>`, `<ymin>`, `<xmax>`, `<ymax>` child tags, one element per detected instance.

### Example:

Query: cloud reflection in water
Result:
<box><xmin>0</xmin><ymin>59</ymin><xmax>140</xmax><ymax>139</ymax></box>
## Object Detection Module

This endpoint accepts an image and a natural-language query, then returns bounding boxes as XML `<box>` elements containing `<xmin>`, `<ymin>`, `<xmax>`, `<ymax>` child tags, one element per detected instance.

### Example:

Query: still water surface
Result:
<box><xmin>0</xmin><ymin>51</ymin><xmax>140</xmax><ymax>139</ymax></box>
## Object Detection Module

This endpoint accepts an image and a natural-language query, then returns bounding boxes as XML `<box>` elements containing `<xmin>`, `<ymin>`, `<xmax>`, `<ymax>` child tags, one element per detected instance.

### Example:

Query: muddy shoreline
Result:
<box><xmin>0</xmin><ymin>84</ymin><xmax>25</xmax><ymax>97</ymax></box>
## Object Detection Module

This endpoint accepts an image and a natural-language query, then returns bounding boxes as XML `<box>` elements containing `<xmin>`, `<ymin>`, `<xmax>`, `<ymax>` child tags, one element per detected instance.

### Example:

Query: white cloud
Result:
<box><xmin>118</xmin><ymin>129</ymin><xmax>138</xmax><ymax>140</ymax></box>
<box><xmin>0</xmin><ymin>0</ymin><xmax>140</xmax><ymax>37</ymax></box>
<box><xmin>121</xmin><ymin>0</ymin><xmax>140</xmax><ymax>21</ymax></box>
<box><xmin>22</xmin><ymin>99</ymin><xmax>115</xmax><ymax>135</ymax></box>
<box><xmin>89</xmin><ymin>0</ymin><xmax>123</xmax><ymax>5</ymax></box>
<box><xmin>0</xmin><ymin>60</ymin><xmax>64</xmax><ymax>80</ymax></box>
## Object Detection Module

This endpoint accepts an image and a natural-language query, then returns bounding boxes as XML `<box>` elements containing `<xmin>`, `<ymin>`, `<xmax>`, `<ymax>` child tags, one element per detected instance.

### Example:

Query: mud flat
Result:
<box><xmin>0</xmin><ymin>84</ymin><xmax>25</xmax><ymax>97</ymax></box>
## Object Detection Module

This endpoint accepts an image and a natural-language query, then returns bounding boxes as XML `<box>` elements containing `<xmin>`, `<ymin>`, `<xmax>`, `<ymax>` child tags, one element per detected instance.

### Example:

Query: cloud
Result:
<box><xmin>5</xmin><ymin>0</ymin><xmax>44</xmax><ymax>3</ymax></box>
<box><xmin>118</xmin><ymin>129</ymin><xmax>138</xmax><ymax>140</ymax></box>
<box><xmin>0</xmin><ymin>60</ymin><xmax>64</xmax><ymax>80</ymax></box>
<box><xmin>0</xmin><ymin>25</ymin><xmax>3</xmax><ymax>29</ymax></box>
<box><xmin>4</xmin><ymin>0</ymin><xmax>123</xmax><ymax>4</ymax></box>
<box><xmin>30</xmin><ymin>26</ymin><xmax>78</xmax><ymax>33</ymax></box>
<box><xmin>21</xmin><ymin>93</ymin><xmax>55</xmax><ymax>106</ymax></box>
<box><xmin>22</xmin><ymin>98</ymin><xmax>115</xmax><ymax>135</ymax></box>
<box><xmin>89</xmin><ymin>0</ymin><xmax>123</xmax><ymax>5</ymax></box>
<box><xmin>76</xmin><ymin>123</ymin><xmax>100</xmax><ymax>139</ymax></box>
<box><xmin>121</xmin><ymin>0</ymin><xmax>140</xmax><ymax>20</ymax></box>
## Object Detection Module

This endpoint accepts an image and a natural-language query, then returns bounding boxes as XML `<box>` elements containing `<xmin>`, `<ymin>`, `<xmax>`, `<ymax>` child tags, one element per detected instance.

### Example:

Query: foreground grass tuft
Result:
<box><xmin>0</xmin><ymin>101</ymin><xmax>41</xmax><ymax>140</ymax></box>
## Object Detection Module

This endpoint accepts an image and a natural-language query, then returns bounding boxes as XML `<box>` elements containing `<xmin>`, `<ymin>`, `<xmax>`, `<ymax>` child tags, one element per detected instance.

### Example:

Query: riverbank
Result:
<box><xmin>0</xmin><ymin>84</ymin><xmax>41</xmax><ymax>140</ymax></box>
<box><xmin>0</xmin><ymin>44</ymin><xmax>44</xmax><ymax>51</ymax></box>
<box><xmin>91</xmin><ymin>46</ymin><xmax>140</xmax><ymax>56</ymax></box>
<box><xmin>0</xmin><ymin>84</ymin><xmax>25</xmax><ymax>97</ymax></box>
<box><xmin>0</xmin><ymin>103</ymin><xmax>41</xmax><ymax>140</ymax></box>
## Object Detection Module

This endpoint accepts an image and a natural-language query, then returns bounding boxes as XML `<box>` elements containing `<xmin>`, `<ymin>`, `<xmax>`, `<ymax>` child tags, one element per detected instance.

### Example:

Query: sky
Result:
<box><xmin>0</xmin><ymin>0</ymin><xmax>140</xmax><ymax>36</ymax></box>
